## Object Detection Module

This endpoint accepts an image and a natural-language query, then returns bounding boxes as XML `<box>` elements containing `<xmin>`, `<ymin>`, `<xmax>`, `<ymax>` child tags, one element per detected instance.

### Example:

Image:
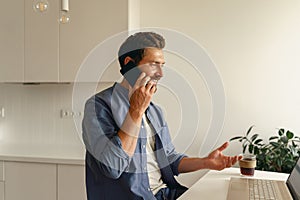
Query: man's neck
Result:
<box><xmin>120</xmin><ymin>78</ymin><xmax>130</xmax><ymax>90</ymax></box>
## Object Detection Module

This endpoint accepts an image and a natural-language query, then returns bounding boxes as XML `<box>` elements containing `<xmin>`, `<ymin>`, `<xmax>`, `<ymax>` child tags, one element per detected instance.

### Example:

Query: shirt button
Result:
<box><xmin>144</xmin><ymin>166</ymin><xmax>147</xmax><ymax>171</ymax></box>
<box><xmin>141</xmin><ymin>125</ymin><xmax>144</xmax><ymax>128</ymax></box>
<box><xmin>148</xmin><ymin>188</ymin><xmax>151</xmax><ymax>191</ymax></box>
<box><xmin>143</xmin><ymin>145</ymin><xmax>146</xmax><ymax>148</ymax></box>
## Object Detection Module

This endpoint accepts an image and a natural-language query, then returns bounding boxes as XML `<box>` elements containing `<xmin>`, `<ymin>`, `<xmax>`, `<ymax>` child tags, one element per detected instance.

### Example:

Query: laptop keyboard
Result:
<box><xmin>249</xmin><ymin>179</ymin><xmax>277</xmax><ymax>200</ymax></box>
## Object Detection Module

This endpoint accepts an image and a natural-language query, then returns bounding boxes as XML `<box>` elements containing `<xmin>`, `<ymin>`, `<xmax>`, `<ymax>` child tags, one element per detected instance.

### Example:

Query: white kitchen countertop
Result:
<box><xmin>179</xmin><ymin>167</ymin><xmax>290</xmax><ymax>200</ymax></box>
<box><xmin>0</xmin><ymin>142</ymin><xmax>85</xmax><ymax>165</ymax></box>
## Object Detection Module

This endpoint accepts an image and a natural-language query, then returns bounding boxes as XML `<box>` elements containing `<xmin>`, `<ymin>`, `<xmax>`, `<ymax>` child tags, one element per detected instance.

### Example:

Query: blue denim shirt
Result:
<box><xmin>82</xmin><ymin>83</ymin><xmax>187</xmax><ymax>200</ymax></box>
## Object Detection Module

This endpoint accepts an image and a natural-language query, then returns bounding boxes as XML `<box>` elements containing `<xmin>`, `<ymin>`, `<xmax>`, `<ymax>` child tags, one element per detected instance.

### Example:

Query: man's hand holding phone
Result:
<box><xmin>119</xmin><ymin>69</ymin><xmax>157</xmax><ymax>156</ymax></box>
<box><xmin>128</xmin><ymin>72</ymin><xmax>156</xmax><ymax>123</ymax></box>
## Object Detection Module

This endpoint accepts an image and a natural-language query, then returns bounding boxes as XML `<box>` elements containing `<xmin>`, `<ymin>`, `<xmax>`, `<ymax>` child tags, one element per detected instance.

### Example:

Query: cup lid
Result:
<box><xmin>242</xmin><ymin>154</ymin><xmax>256</xmax><ymax>160</ymax></box>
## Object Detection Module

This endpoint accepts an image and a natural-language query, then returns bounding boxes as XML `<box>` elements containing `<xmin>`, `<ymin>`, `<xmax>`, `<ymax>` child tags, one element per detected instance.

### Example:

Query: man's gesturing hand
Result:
<box><xmin>205</xmin><ymin>142</ymin><xmax>242</xmax><ymax>170</ymax></box>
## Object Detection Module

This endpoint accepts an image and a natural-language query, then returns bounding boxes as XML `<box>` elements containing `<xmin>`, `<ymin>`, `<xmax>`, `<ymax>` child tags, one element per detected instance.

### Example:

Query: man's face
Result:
<box><xmin>138</xmin><ymin>48</ymin><xmax>165</xmax><ymax>85</ymax></box>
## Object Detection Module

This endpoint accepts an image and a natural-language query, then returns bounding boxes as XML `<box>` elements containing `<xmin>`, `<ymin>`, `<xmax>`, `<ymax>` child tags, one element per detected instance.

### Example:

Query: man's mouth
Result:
<box><xmin>150</xmin><ymin>79</ymin><xmax>159</xmax><ymax>85</ymax></box>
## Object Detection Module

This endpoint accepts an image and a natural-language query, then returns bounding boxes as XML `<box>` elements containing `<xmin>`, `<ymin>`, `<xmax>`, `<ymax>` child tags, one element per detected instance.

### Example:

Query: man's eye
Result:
<box><xmin>150</xmin><ymin>63</ymin><xmax>164</xmax><ymax>68</ymax></box>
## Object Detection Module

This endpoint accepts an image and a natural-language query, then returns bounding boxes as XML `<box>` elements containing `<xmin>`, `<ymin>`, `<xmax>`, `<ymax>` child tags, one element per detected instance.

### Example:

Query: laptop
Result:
<box><xmin>227</xmin><ymin>157</ymin><xmax>300</xmax><ymax>200</ymax></box>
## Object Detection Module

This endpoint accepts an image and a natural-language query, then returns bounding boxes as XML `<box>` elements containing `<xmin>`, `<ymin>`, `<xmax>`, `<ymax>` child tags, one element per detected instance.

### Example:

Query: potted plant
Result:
<box><xmin>230</xmin><ymin>126</ymin><xmax>300</xmax><ymax>173</ymax></box>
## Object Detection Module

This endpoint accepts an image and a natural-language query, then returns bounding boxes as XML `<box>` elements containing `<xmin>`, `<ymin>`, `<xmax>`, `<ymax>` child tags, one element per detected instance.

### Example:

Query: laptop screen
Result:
<box><xmin>287</xmin><ymin>157</ymin><xmax>300</xmax><ymax>200</ymax></box>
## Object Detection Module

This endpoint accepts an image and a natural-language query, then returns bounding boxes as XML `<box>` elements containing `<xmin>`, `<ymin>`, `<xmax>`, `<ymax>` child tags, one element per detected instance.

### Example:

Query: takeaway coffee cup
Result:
<box><xmin>239</xmin><ymin>154</ymin><xmax>256</xmax><ymax>176</ymax></box>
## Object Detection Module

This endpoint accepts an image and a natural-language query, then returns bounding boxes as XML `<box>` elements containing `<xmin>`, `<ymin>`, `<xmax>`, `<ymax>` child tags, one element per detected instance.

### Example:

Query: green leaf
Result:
<box><xmin>276</xmin><ymin>159</ymin><xmax>282</xmax><ymax>168</ymax></box>
<box><xmin>270</xmin><ymin>142</ymin><xmax>280</xmax><ymax>148</ymax></box>
<box><xmin>229</xmin><ymin>136</ymin><xmax>243</xmax><ymax>141</ymax></box>
<box><xmin>249</xmin><ymin>144</ymin><xmax>254</xmax><ymax>153</ymax></box>
<box><xmin>251</xmin><ymin>134</ymin><xmax>259</xmax><ymax>142</ymax></box>
<box><xmin>290</xmin><ymin>146</ymin><xmax>298</xmax><ymax>156</ymax></box>
<box><xmin>286</xmin><ymin>131</ymin><xmax>294</xmax><ymax>139</ymax></box>
<box><xmin>254</xmin><ymin>139</ymin><xmax>263</xmax><ymax>145</ymax></box>
<box><xmin>269</xmin><ymin>136</ymin><xmax>279</xmax><ymax>141</ymax></box>
<box><xmin>242</xmin><ymin>144</ymin><xmax>247</xmax><ymax>153</ymax></box>
<box><xmin>278</xmin><ymin>128</ymin><xmax>284</xmax><ymax>136</ymax></box>
<box><xmin>246</xmin><ymin>125</ymin><xmax>255</xmax><ymax>136</ymax></box>
<box><xmin>254</xmin><ymin>146</ymin><xmax>260</xmax><ymax>155</ymax></box>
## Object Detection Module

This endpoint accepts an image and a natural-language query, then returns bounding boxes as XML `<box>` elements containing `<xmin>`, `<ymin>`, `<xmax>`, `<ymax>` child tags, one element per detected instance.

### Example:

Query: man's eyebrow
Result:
<box><xmin>153</xmin><ymin>61</ymin><xmax>166</xmax><ymax>65</ymax></box>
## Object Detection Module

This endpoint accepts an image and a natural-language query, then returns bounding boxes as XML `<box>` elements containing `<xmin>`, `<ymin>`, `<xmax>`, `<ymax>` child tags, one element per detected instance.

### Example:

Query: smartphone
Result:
<box><xmin>122</xmin><ymin>61</ymin><xmax>142</xmax><ymax>87</ymax></box>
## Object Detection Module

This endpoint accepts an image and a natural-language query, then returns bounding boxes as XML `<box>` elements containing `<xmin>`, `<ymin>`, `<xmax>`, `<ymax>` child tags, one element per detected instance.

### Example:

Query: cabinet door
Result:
<box><xmin>0</xmin><ymin>161</ymin><xmax>3</xmax><ymax>181</ymax></box>
<box><xmin>0</xmin><ymin>0</ymin><xmax>24</xmax><ymax>82</ymax></box>
<box><xmin>0</xmin><ymin>161</ymin><xmax>3</xmax><ymax>200</ymax></box>
<box><xmin>58</xmin><ymin>164</ymin><xmax>87</xmax><ymax>200</ymax></box>
<box><xmin>0</xmin><ymin>182</ymin><xmax>4</xmax><ymax>200</ymax></box>
<box><xmin>59</xmin><ymin>0</ymin><xmax>128</xmax><ymax>82</ymax></box>
<box><xmin>5</xmin><ymin>161</ymin><xmax>56</xmax><ymax>200</ymax></box>
<box><xmin>24</xmin><ymin>0</ymin><xmax>59</xmax><ymax>82</ymax></box>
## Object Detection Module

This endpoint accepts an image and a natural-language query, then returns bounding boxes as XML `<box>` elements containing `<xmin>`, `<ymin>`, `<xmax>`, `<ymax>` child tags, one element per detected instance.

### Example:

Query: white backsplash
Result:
<box><xmin>0</xmin><ymin>82</ymin><xmax>114</xmax><ymax>146</ymax></box>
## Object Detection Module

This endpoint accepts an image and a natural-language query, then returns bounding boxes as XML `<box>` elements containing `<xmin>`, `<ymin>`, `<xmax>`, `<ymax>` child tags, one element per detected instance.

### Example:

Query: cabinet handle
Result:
<box><xmin>62</xmin><ymin>0</ymin><xmax>69</xmax><ymax>11</ymax></box>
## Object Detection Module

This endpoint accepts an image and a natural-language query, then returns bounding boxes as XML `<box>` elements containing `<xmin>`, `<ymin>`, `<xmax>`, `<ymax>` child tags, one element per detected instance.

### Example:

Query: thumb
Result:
<box><xmin>217</xmin><ymin>142</ymin><xmax>229</xmax><ymax>152</ymax></box>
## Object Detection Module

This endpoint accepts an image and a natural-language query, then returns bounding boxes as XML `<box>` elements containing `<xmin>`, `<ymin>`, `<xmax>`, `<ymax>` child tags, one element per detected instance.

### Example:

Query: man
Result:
<box><xmin>82</xmin><ymin>32</ymin><xmax>241</xmax><ymax>200</ymax></box>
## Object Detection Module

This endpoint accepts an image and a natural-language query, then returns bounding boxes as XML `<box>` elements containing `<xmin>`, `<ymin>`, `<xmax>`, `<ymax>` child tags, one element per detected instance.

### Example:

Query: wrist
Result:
<box><xmin>128</xmin><ymin>107</ymin><xmax>143</xmax><ymax>123</ymax></box>
<box><xmin>198</xmin><ymin>157</ymin><xmax>211</xmax><ymax>170</ymax></box>
<box><xmin>120</xmin><ymin>112</ymin><xmax>141</xmax><ymax>138</ymax></box>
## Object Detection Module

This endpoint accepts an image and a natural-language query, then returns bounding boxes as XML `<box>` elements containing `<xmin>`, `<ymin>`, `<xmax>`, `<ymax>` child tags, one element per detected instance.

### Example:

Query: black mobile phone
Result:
<box><xmin>122</xmin><ymin>61</ymin><xmax>142</xmax><ymax>87</ymax></box>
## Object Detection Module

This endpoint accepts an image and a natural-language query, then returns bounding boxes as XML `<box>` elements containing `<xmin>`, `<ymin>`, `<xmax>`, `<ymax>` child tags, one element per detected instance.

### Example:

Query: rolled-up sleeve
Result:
<box><xmin>166</xmin><ymin>146</ymin><xmax>187</xmax><ymax>176</ymax></box>
<box><xmin>82</xmin><ymin>96</ymin><xmax>131</xmax><ymax>179</ymax></box>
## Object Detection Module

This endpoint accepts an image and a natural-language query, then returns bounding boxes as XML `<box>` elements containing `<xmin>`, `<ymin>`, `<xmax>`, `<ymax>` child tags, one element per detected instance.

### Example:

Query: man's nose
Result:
<box><xmin>155</xmin><ymin>66</ymin><xmax>163</xmax><ymax>78</ymax></box>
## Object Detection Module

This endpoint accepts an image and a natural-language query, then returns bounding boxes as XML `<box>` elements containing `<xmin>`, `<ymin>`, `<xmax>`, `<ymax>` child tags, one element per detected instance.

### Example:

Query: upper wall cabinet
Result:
<box><xmin>59</xmin><ymin>0</ymin><xmax>128</xmax><ymax>82</ymax></box>
<box><xmin>0</xmin><ymin>0</ymin><xmax>24</xmax><ymax>82</ymax></box>
<box><xmin>0</xmin><ymin>0</ymin><xmax>59</xmax><ymax>82</ymax></box>
<box><xmin>25</xmin><ymin>0</ymin><xmax>60</xmax><ymax>82</ymax></box>
<box><xmin>0</xmin><ymin>0</ymin><xmax>129</xmax><ymax>83</ymax></box>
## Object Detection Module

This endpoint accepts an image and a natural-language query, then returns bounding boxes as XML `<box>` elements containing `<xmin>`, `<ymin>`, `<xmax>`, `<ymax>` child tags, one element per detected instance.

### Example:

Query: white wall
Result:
<box><xmin>140</xmin><ymin>0</ymin><xmax>300</xmax><ymax>186</ymax></box>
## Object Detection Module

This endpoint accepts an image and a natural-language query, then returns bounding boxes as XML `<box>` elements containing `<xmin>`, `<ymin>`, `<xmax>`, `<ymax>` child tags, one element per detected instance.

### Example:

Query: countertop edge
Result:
<box><xmin>0</xmin><ymin>155</ymin><xmax>85</xmax><ymax>165</ymax></box>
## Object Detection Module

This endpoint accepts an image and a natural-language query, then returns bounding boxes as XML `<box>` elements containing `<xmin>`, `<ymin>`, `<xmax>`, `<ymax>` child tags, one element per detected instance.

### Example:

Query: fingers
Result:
<box><xmin>134</xmin><ymin>72</ymin><xmax>148</xmax><ymax>88</ymax></box>
<box><xmin>231</xmin><ymin>156</ymin><xmax>238</xmax><ymax>165</ymax></box>
<box><xmin>145</xmin><ymin>81</ymin><xmax>157</xmax><ymax>94</ymax></box>
<box><xmin>238</xmin><ymin>155</ymin><xmax>243</xmax><ymax>160</ymax></box>
<box><xmin>129</xmin><ymin>73</ymin><xmax>151</xmax><ymax>98</ymax></box>
<box><xmin>220</xmin><ymin>155</ymin><xmax>240</xmax><ymax>169</ymax></box>
<box><xmin>225</xmin><ymin>157</ymin><xmax>233</xmax><ymax>168</ymax></box>
<box><xmin>141</xmin><ymin>77</ymin><xmax>151</xmax><ymax>87</ymax></box>
<box><xmin>229</xmin><ymin>156</ymin><xmax>241</xmax><ymax>166</ymax></box>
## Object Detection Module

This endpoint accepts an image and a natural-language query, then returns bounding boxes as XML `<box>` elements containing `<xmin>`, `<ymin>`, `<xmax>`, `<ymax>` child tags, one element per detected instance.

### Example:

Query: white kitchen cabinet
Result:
<box><xmin>0</xmin><ymin>0</ymin><xmax>24</xmax><ymax>82</ymax></box>
<box><xmin>24</xmin><ymin>0</ymin><xmax>60</xmax><ymax>82</ymax></box>
<box><xmin>0</xmin><ymin>0</ymin><xmax>129</xmax><ymax>83</ymax></box>
<box><xmin>1</xmin><ymin>160</ymin><xmax>87</xmax><ymax>200</ymax></box>
<box><xmin>0</xmin><ymin>0</ymin><xmax>59</xmax><ymax>82</ymax></box>
<box><xmin>57</xmin><ymin>164</ymin><xmax>86</xmax><ymax>200</ymax></box>
<box><xmin>0</xmin><ymin>161</ymin><xmax>3</xmax><ymax>181</ymax></box>
<box><xmin>59</xmin><ymin>0</ymin><xmax>128</xmax><ymax>82</ymax></box>
<box><xmin>4</xmin><ymin>161</ymin><xmax>56</xmax><ymax>200</ymax></box>
<box><xmin>0</xmin><ymin>182</ymin><xmax>4</xmax><ymax>200</ymax></box>
<box><xmin>0</xmin><ymin>161</ymin><xmax>4</xmax><ymax>200</ymax></box>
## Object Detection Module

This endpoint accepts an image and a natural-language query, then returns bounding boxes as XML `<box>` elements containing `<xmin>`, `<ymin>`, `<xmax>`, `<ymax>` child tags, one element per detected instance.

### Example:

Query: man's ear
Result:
<box><xmin>124</xmin><ymin>56</ymin><xmax>134</xmax><ymax>66</ymax></box>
